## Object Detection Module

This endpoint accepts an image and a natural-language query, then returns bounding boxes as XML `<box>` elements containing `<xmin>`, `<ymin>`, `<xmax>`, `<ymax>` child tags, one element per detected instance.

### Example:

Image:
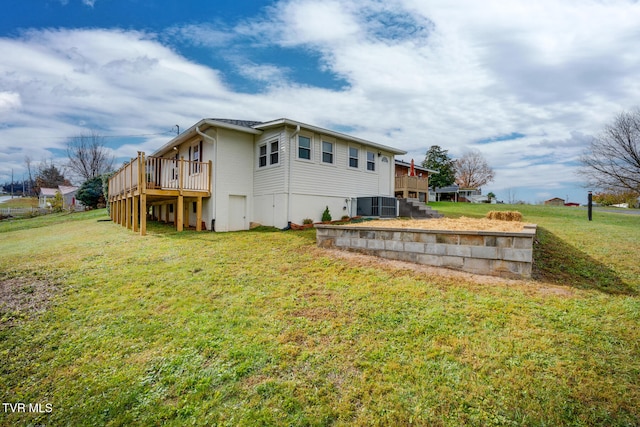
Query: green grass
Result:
<box><xmin>0</xmin><ymin>196</ymin><xmax>39</xmax><ymax>209</ymax></box>
<box><xmin>0</xmin><ymin>206</ymin><xmax>638</xmax><ymax>426</ymax></box>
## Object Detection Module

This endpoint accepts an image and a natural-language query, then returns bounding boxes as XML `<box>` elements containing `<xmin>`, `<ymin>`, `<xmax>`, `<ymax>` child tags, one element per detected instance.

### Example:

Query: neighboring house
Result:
<box><xmin>38</xmin><ymin>188</ymin><xmax>58</xmax><ymax>208</ymax></box>
<box><xmin>431</xmin><ymin>185</ymin><xmax>482</xmax><ymax>202</ymax></box>
<box><xmin>39</xmin><ymin>186</ymin><xmax>83</xmax><ymax>210</ymax></box>
<box><xmin>394</xmin><ymin>159</ymin><xmax>437</xmax><ymax>202</ymax></box>
<box><xmin>108</xmin><ymin>118</ymin><xmax>406</xmax><ymax>234</ymax></box>
<box><xmin>544</xmin><ymin>197</ymin><xmax>565</xmax><ymax>206</ymax></box>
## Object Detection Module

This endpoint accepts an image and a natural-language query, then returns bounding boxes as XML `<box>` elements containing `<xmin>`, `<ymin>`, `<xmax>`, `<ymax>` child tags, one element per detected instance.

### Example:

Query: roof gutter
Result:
<box><xmin>254</xmin><ymin>118</ymin><xmax>406</xmax><ymax>155</ymax></box>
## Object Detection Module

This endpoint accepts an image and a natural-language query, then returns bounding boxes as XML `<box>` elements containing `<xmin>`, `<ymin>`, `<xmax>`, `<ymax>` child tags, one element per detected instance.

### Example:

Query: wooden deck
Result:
<box><xmin>108</xmin><ymin>152</ymin><xmax>211</xmax><ymax>235</ymax></box>
<box><xmin>395</xmin><ymin>175</ymin><xmax>429</xmax><ymax>199</ymax></box>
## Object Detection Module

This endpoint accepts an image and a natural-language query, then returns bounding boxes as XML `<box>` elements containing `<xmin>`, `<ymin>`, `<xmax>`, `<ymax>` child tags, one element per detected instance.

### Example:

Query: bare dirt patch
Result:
<box><xmin>0</xmin><ymin>278</ymin><xmax>59</xmax><ymax>327</ymax></box>
<box><xmin>349</xmin><ymin>217</ymin><xmax>529</xmax><ymax>232</ymax></box>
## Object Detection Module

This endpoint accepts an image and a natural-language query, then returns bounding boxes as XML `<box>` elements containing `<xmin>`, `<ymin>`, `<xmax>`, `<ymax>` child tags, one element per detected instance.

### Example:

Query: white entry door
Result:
<box><xmin>228</xmin><ymin>195</ymin><xmax>247</xmax><ymax>231</ymax></box>
<box><xmin>378</xmin><ymin>156</ymin><xmax>391</xmax><ymax>195</ymax></box>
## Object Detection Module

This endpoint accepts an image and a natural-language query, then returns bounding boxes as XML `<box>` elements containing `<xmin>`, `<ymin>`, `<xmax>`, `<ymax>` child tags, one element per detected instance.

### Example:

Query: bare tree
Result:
<box><xmin>454</xmin><ymin>149</ymin><xmax>495</xmax><ymax>188</ymax></box>
<box><xmin>579</xmin><ymin>108</ymin><xmax>640</xmax><ymax>193</ymax></box>
<box><xmin>24</xmin><ymin>155</ymin><xmax>35</xmax><ymax>196</ymax></box>
<box><xmin>66</xmin><ymin>131</ymin><xmax>115</xmax><ymax>181</ymax></box>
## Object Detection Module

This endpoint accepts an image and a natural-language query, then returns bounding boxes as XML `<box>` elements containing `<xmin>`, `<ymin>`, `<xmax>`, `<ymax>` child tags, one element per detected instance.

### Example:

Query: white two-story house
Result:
<box><xmin>108</xmin><ymin>118</ymin><xmax>406</xmax><ymax>234</ymax></box>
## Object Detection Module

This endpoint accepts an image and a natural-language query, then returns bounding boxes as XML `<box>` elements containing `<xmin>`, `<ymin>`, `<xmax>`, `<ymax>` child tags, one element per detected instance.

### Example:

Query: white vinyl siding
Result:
<box><xmin>290</xmin><ymin>135</ymin><xmax>384</xmax><ymax>197</ymax></box>
<box><xmin>254</xmin><ymin>130</ymin><xmax>286</xmax><ymax>195</ymax></box>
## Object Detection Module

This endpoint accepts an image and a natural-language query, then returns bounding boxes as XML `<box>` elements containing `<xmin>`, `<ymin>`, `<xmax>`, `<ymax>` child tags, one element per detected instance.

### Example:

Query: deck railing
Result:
<box><xmin>108</xmin><ymin>152</ymin><xmax>210</xmax><ymax>197</ymax></box>
<box><xmin>395</xmin><ymin>175</ymin><xmax>429</xmax><ymax>193</ymax></box>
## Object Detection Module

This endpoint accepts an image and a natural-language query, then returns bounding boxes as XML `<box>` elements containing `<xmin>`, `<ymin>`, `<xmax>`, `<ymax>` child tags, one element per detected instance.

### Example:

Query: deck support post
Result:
<box><xmin>196</xmin><ymin>196</ymin><xmax>202</xmax><ymax>231</ymax></box>
<box><xmin>177</xmin><ymin>196</ymin><xmax>184</xmax><ymax>232</ymax></box>
<box><xmin>140</xmin><ymin>194</ymin><xmax>147</xmax><ymax>236</ymax></box>
<box><xmin>120</xmin><ymin>197</ymin><xmax>126</xmax><ymax>227</ymax></box>
<box><xmin>125</xmin><ymin>195</ymin><xmax>133</xmax><ymax>229</ymax></box>
<box><xmin>132</xmin><ymin>195</ymin><xmax>139</xmax><ymax>232</ymax></box>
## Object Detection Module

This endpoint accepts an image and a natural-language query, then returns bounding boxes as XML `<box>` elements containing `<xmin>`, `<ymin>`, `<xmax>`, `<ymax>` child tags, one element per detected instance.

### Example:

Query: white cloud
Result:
<box><xmin>0</xmin><ymin>91</ymin><xmax>21</xmax><ymax>113</ymax></box>
<box><xmin>1</xmin><ymin>0</ymin><xmax>640</xmax><ymax>201</ymax></box>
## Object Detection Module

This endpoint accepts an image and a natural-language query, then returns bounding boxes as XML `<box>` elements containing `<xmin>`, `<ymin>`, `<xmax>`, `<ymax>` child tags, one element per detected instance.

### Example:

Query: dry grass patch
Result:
<box><xmin>486</xmin><ymin>210</ymin><xmax>523</xmax><ymax>221</ymax></box>
<box><xmin>349</xmin><ymin>216</ymin><xmax>528</xmax><ymax>232</ymax></box>
<box><xmin>0</xmin><ymin>277</ymin><xmax>59</xmax><ymax>328</ymax></box>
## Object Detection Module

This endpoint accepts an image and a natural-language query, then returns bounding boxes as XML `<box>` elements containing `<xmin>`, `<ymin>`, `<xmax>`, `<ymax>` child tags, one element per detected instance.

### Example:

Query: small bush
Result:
<box><xmin>486</xmin><ymin>211</ymin><xmax>522</xmax><ymax>221</ymax></box>
<box><xmin>302</xmin><ymin>218</ymin><xmax>313</xmax><ymax>225</ymax></box>
<box><xmin>322</xmin><ymin>206</ymin><xmax>332</xmax><ymax>222</ymax></box>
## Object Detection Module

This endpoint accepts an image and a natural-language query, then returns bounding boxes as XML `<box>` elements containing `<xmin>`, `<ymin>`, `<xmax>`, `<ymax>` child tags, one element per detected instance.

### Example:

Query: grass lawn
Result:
<box><xmin>0</xmin><ymin>205</ymin><xmax>638</xmax><ymax>426</ymax></box>
<box><xmin>0</xmin><ymin>196</ymin><xmax>39</xmax><ymax>209</ymax></box>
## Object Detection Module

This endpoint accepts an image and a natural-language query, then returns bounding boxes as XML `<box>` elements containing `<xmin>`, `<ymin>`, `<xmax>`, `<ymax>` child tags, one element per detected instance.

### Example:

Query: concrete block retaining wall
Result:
<box><xmin>315</xmin><ymin>224</ymin><xmax>537</xmax><ymax>279</ymax></box>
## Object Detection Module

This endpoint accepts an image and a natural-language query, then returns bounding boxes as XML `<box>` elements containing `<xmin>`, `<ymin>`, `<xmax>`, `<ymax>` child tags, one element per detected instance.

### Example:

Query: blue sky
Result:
<box><xmin>2</xmin><ymin>0</ymin><xmax>640</xmax><ymax>204</ymax></box>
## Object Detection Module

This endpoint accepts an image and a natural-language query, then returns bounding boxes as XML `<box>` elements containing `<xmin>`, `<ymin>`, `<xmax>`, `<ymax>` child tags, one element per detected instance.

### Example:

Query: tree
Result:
<box><xmin>454</xmin><ymin>149</ymin><xmax>495</xmax><ymax>189</ymax></box>
<box><xmin>422</xmin><ymin>145</ymin><xmax>456</xmax><ymax>190</ymax></box>
<box><xmin>76</xmin><ymin>176</ymin><xmax>105</xmax><ymax>209</ymax></box>
<box><xmin>579</xmin><ymin>108</ymin><xmax>640</xmax><ymax>194</ymax></box>
<box><xmin>66</xmin><ymin>131</ymin><xmax>115</xmax><ymax>181</ymax></box>
<box><xmin>592</xmin><ymin>190</ymin><xmax>639</xmax><ymax>207</ymax></box>
<box><xmin>24</xmin><ymin>155</ymin><xmax>35</xmax><ymax>196</ymax></box>
<box><xmin>35</xmin><ymin>161</ymin><xmax>70</xmax><ymax>190</ymax></box>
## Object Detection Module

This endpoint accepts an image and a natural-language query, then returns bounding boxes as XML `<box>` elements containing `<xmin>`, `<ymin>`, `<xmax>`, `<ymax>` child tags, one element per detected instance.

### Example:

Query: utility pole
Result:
<box><xmin>10</xmin><ymin>169</ymin><xmax>13</xmax><ymax>199</ymax></box>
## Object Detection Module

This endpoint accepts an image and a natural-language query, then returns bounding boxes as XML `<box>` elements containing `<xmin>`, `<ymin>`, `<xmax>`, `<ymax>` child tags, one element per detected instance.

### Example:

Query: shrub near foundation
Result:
<box><xmin>486</xmin><ymin>210</ymin><xmax>523</xmax><ymax>221</ymax></box>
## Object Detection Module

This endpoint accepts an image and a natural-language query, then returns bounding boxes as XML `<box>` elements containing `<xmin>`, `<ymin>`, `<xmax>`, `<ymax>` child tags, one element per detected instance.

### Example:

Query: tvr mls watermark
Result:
<box><xmin>3</xmin><ymin>402</ymin><xmax>53</xmax><ymax>413</ymax></box>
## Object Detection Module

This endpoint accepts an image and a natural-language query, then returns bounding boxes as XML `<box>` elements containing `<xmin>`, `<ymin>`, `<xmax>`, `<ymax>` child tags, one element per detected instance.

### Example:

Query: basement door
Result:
<box><xmin>228</xmin><ymin>195</ymin><xmax>247</xmax><ymax>231</ymax></box>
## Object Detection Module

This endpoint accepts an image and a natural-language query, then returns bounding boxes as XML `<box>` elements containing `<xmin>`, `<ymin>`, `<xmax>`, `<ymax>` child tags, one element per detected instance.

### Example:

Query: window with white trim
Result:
<box><xmin>349</xmin><ymin>147</ymin><xmax>359</xmax><ymax>168</ymax></box>
<box><xmin>259</xmin><ymin>140</ymin><xmax>280</xmax><ymax>168</ymax></box>
<box><xmin>366</xmin><ymin>151</ymin><xmax>375</xmax><ymax>171</ymax></box>
<box><xmin>298</xmin><ymin>135</ymin><xmax>311</xmax><ymax>160</ymax></box>
<box><xmin>322</xmin><ymin>140</ymin><xmax>334</xmax><ymax>164</ymax></box>
<box><xmin>190</xmin><ymin>141</ymin><xmax>202</xmax><ymax>174</ymax></box>
<box><xmin>258</xmin><ymin>145</ymin><xmax>267</xmax><ymax>167</ymax></box>
<box><xmin>270</xmin><ymin>141</ymin><xmax>279</xmax><ymax>165</ymax></box>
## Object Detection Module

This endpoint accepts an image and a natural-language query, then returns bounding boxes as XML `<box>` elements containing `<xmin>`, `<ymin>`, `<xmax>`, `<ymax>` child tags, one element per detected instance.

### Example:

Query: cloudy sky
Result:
<box><xmin>1</xmin><ymin>0</ymin><xmax>639</xmax><ymax>203</ymax></box>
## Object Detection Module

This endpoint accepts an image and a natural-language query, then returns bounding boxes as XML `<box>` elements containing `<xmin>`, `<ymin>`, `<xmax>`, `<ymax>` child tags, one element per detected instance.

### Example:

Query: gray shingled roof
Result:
<box><xmin>209</xmin><ymin>119</ymin><xmax>264</xmax><ymax>128</ymax></box>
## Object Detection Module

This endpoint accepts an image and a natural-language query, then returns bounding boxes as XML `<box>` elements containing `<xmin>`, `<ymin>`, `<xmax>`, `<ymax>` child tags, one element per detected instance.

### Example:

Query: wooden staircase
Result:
<box><xmin>398</xmin><ymin>198</ymin><xmax>442</xmax><ymax>219</ymax></box>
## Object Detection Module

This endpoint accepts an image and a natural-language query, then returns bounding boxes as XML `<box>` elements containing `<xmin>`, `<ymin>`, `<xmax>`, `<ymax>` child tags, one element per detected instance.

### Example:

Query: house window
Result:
<box><xmin>172</xmin><ymin>152</ymin><xmax>179</xmax><ymax>180</ymax></box>
<box><xmin>367</xmin><ymin>151</ymin><xmax>375</xmax><ymax>171</ymax></box>
<box><xmin>349</xmin><ymin>147</ymin><xmax>359</xmax><ymax>168</ymax></box>
<box><xmin>298</xmin><ymin>135</ymin><xmax>311</xmax><ymax>160</ymax></box>
<box><xmin>259</xmin><ymin>140</ymin><xmax>279</xmax><ymax>168</ymax></box>
<box><xmin>190</xmin><ymin>141</ymin><xmax>202</xmax><ymax>174</ymax></box>
<box><xmin>270</xmin><ymin>141</ymin><xmax>279</xmax><ymax>165</ymax></box>
<box><xmin>259</xmin><ymin>144</ymin><xmax>267</xmax><ymax>167</ymax></box>
<box><xmin>322</xmin><ymin>141</ymin><xmax>334</xmax><ymax>164</ymax></box>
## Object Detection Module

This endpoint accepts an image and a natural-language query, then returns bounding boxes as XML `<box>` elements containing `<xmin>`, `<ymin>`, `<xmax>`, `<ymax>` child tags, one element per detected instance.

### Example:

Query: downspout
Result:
<box><xmin>196</xmin><ymin>126</ymin><xmax>217</xmax><ymax>230</ymax></box>
<box><xmin>283</xmin><ymin>124</ymin><xmax>301</xmax><ymax>230</ymax></box>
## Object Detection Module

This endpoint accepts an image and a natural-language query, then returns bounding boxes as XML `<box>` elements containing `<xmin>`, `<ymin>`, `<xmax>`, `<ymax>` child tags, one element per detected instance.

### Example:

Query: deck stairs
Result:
<box><xmin>398</xmin><ymin>198</ymin><xmax>442</xmax><ymax>219</ymax></box>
